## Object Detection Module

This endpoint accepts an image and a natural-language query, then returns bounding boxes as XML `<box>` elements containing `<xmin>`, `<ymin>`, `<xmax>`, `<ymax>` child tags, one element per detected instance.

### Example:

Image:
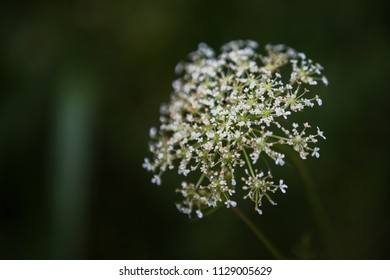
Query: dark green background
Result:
<box><xmin>0</xmin><ymin>0</ymin><xmax>389</xmax><ymax>259</ymax></box>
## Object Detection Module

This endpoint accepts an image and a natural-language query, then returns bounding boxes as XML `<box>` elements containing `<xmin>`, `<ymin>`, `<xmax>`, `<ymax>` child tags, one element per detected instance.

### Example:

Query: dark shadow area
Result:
<box><xmin>0</xmin><ymin>0</ymin><xmax>389</xmax><ymax>259</ymax></box>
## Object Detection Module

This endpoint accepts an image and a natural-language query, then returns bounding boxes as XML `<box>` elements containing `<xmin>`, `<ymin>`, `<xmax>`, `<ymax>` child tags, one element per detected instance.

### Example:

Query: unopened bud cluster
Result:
<box><xmin>143</xmin><ymin>40</ymin><xmax>327</xmax><ymax>218</ymax></box>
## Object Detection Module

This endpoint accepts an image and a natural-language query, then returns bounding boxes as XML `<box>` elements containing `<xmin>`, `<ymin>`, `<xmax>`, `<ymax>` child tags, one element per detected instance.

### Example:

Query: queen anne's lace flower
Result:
<box><xmin>143</xmin><ymin>40</ymin><xmax>327</xmax><ymax>218</ymax></box>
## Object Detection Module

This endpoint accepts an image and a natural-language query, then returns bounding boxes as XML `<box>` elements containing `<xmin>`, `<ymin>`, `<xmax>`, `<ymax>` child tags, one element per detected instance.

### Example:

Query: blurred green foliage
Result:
<box><xmin>0</xmin><ymin>0</ymin><xmax>389</xmax><ymax>259</ymax></box>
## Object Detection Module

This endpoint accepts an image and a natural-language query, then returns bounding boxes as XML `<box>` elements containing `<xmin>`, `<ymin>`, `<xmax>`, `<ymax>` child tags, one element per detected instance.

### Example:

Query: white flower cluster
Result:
<box><xmin>143</xmin><ymin>40</ymin><xmax>327</xmax><ymax>218</ymax></box>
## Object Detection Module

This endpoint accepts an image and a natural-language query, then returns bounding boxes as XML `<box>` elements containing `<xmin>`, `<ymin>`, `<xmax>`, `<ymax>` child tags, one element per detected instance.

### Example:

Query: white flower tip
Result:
<box><xmin>225</xmin><ymin>200</ymin><xmax>237</xmax><ymax>208</ymax></box>
<box><xmin>172</xmin><ymin>79</ymin><xmax>181</xmax><ymax>90</ymax></box>
<box><xmin>322</xmin><ymin>76</ymin><xmax>329</xmax><ymax>86</ymax></box>
<box><xmin>151</xmin><ymin>175</ymin><xmax>161</xmax><ymax>186</ymax></box>
<box><xmin>149</xmin><ymin>127</ymin><xmax>157</xmax><ymax>138</ymax></box>
<box><xmin>257</xmin><ymin>209</ymin><xmax>263</xmax><ymax>215</ymax></box>
<box><xmin>196</xmin><ymin>210</ymin><xmax>203</xmax><ymax>219</ymax></box>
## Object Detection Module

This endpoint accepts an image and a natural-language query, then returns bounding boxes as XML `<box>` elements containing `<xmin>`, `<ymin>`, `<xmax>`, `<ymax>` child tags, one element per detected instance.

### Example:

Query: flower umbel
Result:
<box><xmin>143</xmin><ymin>40</ymin><xmax>327</xmax><ymax>218</ymax></box>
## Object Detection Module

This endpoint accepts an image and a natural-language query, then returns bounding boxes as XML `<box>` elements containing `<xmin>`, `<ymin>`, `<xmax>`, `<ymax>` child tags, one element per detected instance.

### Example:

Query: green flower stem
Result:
<box><xmin>195</xmin><ymin>173</ymin><xmax>206</xmax><ymax>189</ymax></box>
<box><xmin>280</xmin><ymin>146</ymin><xmax>341</xmax><ymax>258</ymax></box>
<box><xmin>232</xmin><ymin>207</ymin><xmax>285</xmax><ymax>259</ymax></box>
<box><xmin>242</xmin><ymin>147</ymin><xmax>255</xmax><ymax>178</ymax></box>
